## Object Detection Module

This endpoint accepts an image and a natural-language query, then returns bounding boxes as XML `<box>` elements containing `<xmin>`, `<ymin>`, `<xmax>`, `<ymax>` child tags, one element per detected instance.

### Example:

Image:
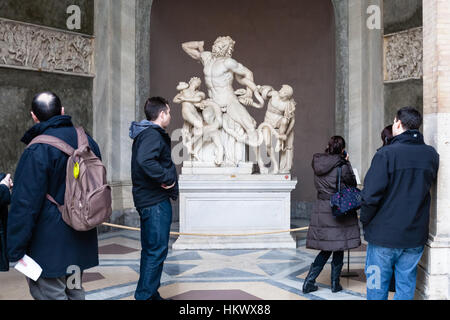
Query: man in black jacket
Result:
<box><xmin>7</xmin><ymin>92</ymin><xmax>101</xmax><ymax>300</ymax></box>
<box><xmin>130</xmin><ymin>97</ymin><xmax>178</xmax><ymax>300</ymax></box>
<box><xmin>361</xmin><ymin>107</ymin><xmax>439</xmax><ymax>300</ymax></box>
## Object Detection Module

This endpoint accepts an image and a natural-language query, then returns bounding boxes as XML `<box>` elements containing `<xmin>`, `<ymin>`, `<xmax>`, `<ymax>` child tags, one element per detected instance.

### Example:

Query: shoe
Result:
<box><xmin>302</xmin><ymin>263</ymin><xmax>323</xmax><ymax>294</ymax></box>
<box><xmin>331</xmin><ymin>261</ymin><xmax>343</xmax><ymax>293</ymax></box>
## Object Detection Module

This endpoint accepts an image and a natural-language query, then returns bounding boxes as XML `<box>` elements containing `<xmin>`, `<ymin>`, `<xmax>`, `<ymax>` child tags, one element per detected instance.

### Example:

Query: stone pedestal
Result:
<box><xmin>172</xmin><ymin>174</ymin><xmax>297</xmax><ymax>250</ymax></box>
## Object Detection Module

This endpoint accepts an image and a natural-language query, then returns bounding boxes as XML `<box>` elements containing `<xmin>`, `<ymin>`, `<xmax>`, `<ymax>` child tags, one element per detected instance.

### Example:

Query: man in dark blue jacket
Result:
<box><xmin>130</xmin><ymin>96</ymin><xmax>178</xmax><ymax>300</ymax></box>
<box><xmin>7</xmin><ymin>92</ymin><xmax>101</xmax><ymax>300</ymax></box>
<box><xmin>361</xmin><ymin>107</ymin><xmax>439</xmax><ymax>300</ymax></box>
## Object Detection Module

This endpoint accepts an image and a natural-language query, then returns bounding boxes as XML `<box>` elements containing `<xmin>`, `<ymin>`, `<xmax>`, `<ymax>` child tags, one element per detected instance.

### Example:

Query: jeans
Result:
<box><xmin>135</xmin><ymin>199</ymin><xmax>172</xmax><ymax>300</ymax></box>
<box><xmin>365</xmin><ymin>243</ymin><xmax>424</xmax><ymax>300</ymax></box>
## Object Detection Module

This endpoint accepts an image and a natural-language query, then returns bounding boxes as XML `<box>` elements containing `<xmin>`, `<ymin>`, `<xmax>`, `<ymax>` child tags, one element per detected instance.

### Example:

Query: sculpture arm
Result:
<box><xmin>225</xmin><ymin>59</ymin><xmax>257</xmax><ymax>92</ymax></box>
<box><xmin>225</xmin><ymin>58</ymin><xmax>264</xmax><ymax>108</ymax></box>
<box><xmin>174</xmin><ymin>95</ymin><xmax>204</xmax><ymax>104</ymax></box>
<box><xmin>285</xmin><ymin>118</ymin><xmax>295</xmax><ymax>136</ymax></box>
<box><xmin>182</xmin><ymin>41</ymin><xmax>205</xmax><ymax>61</ymax></box>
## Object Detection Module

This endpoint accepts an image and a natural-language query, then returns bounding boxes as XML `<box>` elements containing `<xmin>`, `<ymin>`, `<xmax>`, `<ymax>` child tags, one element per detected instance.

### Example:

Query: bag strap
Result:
<box><xmin>336</xmin><ymin>166</ymin><xmax>342</xmax><ymax>193</ymax></box>
<box><xmin>46</xmin><ymin>194</ymin><xmax>64</xmax><ymax>212</ymax></box>
<box><xmin>27</xmin><ymin>135</ymin><xmax>75</xmax><ymax>156</ymax></box>
<box><xmin>27</xmin><ymin>133</ymin><xmax>79</xmax><ymax>211</ymax></box>
<box><xmin>75</xmin><ymin>127</ymin><xmax>89</xmax><ymax>150</ymax></box>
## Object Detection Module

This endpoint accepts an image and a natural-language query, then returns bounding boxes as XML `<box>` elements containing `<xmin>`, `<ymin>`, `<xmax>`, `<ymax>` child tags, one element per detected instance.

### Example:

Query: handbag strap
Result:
<box><xmin>336</xmin><ymin>166</ymin><xmax>342</xmax><ymax>193</ymax></box>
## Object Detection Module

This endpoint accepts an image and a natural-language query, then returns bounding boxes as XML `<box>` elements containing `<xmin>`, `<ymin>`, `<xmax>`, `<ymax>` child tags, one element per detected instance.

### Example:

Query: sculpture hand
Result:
<box><xmin>238</xmin><ymin>97</ymin><xmax>255</xmax><ymax>107</ymax></box>
<box><xmin>234</xmin><ymin>88</ymin><xmax>247</xmax><ymax>96</ymax></box>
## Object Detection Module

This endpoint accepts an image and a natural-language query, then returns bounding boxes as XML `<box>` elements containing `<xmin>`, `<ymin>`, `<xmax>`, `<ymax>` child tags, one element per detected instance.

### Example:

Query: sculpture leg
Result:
<box><xmin>269</xmin><ymin>140</ymin><xmax>279</xmax><ymax>174</ymax></box>
<box><xmin>212</xmin><ymin>133</ymin><xmax>224</xmax><ymax>166</ymax></box>
<box><xmin>191</xmin><ymin>127</ymin><xmax>204</xmax><ymax>161</ymax></box>
<box><xmin>280</xmin><ymin>132</ymin><xmax>294</xmax><ymax>174</ymax></box>
<box><xmin>258</xmin><ymin>127</ymin><xmax>271</xmax><ymax>174</ymax></box>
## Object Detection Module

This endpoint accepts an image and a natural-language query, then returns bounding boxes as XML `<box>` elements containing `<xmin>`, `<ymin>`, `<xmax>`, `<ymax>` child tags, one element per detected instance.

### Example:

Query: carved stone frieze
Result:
<box><xmin>384</xmin><ymin>27</ymin><xmax>423</xmax><ymax>82</ymax></box>
<box><xmin>0</xmin><ymin>18</ymin><xmax>94</xmax><ymax>77</ymax></box>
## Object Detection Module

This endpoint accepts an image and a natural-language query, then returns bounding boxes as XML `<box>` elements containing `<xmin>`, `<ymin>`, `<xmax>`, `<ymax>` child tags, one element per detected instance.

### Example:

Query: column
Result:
<box><xmin>417</xmin><ymin>0</ymin><xmax>450</xmax><ymax>300</ymax></box>
<box><xmin>348</xmin><ymin>0</ymin><xmax>384</xmax><ymax>179</ymax></box>
<box><xmin>93</xmin><ymin>0</ymin><xmax>137</xmax><ymax>228</ymax></box>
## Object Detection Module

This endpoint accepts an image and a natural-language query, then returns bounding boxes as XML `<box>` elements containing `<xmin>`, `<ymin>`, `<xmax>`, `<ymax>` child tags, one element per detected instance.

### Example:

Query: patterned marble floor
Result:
<box><xmin>0</xmin><ymin>220</ymin><xmax>394</xmax><ymax>300</ymax></box>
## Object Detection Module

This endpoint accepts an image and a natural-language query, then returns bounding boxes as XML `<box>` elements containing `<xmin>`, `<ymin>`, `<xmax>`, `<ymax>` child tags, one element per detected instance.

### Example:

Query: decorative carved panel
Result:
<box><xmin>0</xmin><ymin>18</ymin><xmax>94</xmax><ymax>77</ymax></box>
<box><xmin>384</xmin><ymin>27</ymin><xmax>423</xmax><ymax>82</ymax></box>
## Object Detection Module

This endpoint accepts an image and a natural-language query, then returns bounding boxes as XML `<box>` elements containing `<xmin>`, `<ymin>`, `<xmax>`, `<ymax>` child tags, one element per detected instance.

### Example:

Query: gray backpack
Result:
<box><xmin>27</xmin><ymin>127</ymin><xmax>112</xmax><ymax>231</ymax></box>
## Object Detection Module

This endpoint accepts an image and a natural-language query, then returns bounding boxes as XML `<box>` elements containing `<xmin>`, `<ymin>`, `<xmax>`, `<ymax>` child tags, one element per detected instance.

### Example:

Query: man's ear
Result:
<box><xmin>61</xmin><ymin>107</ymin><xmax>65</xmax><ymax>116</ymax></box>
<box><xmin>31</xmin><ymin>111</ymin><xmax>40</xmax><ymax>124</ymax></box>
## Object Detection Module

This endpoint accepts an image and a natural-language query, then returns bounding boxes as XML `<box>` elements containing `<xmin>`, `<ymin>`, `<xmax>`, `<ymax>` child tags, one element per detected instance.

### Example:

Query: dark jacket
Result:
<box><xmin>360</xmin><ymin>130</ymin><xmax>439</xmax><ymax>248</ymax></box>
<box><xmin>0</xmin><ymin>179</ymin><xmax>10</xmax><ymax>272</ymax></box>
<box><xmin>7</xmin><ymin>115</ymin><xmax>101</xmax><ymax>278</ymax></box>
<box><xmin>306</xmin><ymin>153</ymin><xmax>361</xmax><ymax>251</ymax></box>
<box><xmin>130</xmin><ymin>120</ymin><xmax>179</xmax><ymax>210</ymax></box>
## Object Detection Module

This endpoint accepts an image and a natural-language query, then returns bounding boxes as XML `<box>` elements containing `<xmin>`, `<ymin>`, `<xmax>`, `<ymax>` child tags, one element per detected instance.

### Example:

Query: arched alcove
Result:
<box><xmin>149</xmin><ymin>0</ymin><xmax>336</xmax><ymax>205</ymax></box>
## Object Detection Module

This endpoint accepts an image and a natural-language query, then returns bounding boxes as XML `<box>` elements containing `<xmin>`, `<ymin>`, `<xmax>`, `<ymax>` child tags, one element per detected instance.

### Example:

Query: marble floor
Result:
<box><xmin>0</xmin><ymin>219</ymin><xmax>394</xmax><ymax>300</ymax></box>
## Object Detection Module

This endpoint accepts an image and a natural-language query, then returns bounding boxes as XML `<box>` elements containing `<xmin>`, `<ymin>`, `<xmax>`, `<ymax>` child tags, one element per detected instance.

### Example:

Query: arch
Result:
<box><xmin>136</xmin><ymin>0</ymin><xmax>348</xmax><ymax>210</ymax></box>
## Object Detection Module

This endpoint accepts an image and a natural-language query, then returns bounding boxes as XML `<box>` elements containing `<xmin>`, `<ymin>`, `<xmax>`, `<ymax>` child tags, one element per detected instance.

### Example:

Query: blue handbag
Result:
<box><xmin>330</xmin><ymin>166</ymin><xmax>361</xmax><ymax>218</ymax></box>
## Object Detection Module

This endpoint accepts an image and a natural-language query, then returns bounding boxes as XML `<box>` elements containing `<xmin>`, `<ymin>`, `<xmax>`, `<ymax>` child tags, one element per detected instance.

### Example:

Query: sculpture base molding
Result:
<box><xmin>173</xmin><ymin>234</ymin><xmax>297</xmax><ymax>250</ymax></box>
<box><xmin>172</xmin><ymin>174</ymin><xmax>298</xmax><ymax>250</ymax></box>
<box><xmin>181</xmin><ymin>161</ymin><xmax>255</xmax><ymax>175</ymax></box>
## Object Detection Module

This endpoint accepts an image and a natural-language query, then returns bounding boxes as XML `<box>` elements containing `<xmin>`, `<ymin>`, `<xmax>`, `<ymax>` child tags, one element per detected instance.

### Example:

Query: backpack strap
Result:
<box><xmin>46</xmin><ymin>194</ymin><xmax>64</xmax><ymax>212</ymax></box>
<box><xmin>27</xmin><ymin>135</ymin><xmax>75</xmax><ymax>156</ymax></box>
<box><xmin>27</xmin><ymin>135</ymin><xmax>76</xmax><ymax>211</ymax></box>
<box><xmin>75</xmin><ymin>127</ymin><xmax>89</xmax><ymax>150</ymax></box>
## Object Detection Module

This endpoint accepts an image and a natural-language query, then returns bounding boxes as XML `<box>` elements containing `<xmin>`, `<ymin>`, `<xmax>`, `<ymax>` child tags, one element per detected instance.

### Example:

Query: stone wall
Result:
<box><xmin>0</xmin><ymin>0</ymin><xmax>94</xmax><ymax>175</ymax></box>
<box><xmin>383</xmin><ymin>0</ymin><xmax>423</xmax><ymax>127</ymax></box>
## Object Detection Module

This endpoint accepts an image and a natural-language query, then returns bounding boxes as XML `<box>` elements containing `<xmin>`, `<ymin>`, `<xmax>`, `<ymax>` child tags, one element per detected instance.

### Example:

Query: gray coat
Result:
<box><xmin>306</xmin><ymin>153</ymin><xmax>361</xmax><ymax>252</ymax></box>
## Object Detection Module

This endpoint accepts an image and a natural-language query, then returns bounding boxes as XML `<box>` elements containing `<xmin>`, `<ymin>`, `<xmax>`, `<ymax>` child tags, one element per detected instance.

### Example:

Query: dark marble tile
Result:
<box><xmin>341</xmin><ymin>268</ymin><xmax>366</xmax><ymax>283</ymax></box>
<box><xmin>99</xmin><ymin>244</ymin><xmax>139</xmax><ymax>255</ymax></box>
<box><xmin>82</xmin><ymin>272</ymin><xmax>105</xmax><ymax>283</ymax></box>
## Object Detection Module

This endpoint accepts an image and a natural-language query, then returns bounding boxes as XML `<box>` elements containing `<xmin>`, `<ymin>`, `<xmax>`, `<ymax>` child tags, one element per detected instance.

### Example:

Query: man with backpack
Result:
<box><xmin>7</xmin><ymin>91</ymin><xmax>106</xmax><ymax>300</ymax></box>
<box><xmin>130</xmin><ymin>97</ymin><xmax>178</xmax><ymax>300</ymax></box>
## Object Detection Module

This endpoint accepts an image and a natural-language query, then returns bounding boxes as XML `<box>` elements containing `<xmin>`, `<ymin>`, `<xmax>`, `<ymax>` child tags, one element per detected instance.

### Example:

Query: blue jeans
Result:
<box><xmin>135</xmin><ymin>199</ymin><xmax>172</xmax><ymax>300</ymax></box>
<box><xmin>365</xmin><ymin>243</ymin><xmax>424</xmax><ymax>300</ymax></box>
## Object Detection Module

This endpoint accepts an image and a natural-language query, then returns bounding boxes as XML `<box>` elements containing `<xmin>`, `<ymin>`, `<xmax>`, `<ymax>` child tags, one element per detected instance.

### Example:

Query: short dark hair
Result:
<box><xmin>325</xmin><ymin>136</ymin><xmax>346</xmax><ymax>155</ymax></box>
<box><xmin>144</xmin><ymin>97</ymin><xmax>169</xmax><ymax>121</ymax></box>
<box><xmin>381</xmin><ymin>125</ymin><xmax>393</xmax><ymax>146</ymax></box>
<box><xmin>31</xmin><ymin>91</ymin><xmax>62</xmax><ymax>122</ymax></box>
<box><xmin>396</xmin><ymin>107</ymin><xmax>422</xmax><ymax>130</ymax></box>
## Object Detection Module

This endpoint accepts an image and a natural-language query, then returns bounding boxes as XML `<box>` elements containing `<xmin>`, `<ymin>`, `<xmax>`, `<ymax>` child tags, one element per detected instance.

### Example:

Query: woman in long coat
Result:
<box><xmin>304</xmin><ymin>136</ymin><xmax>361</xmax><ymax>293</ymax></box>
<box><xmin>0</xmin><ymin>173</ymin><xmax>12</xmax><ymax>272</ymax></box>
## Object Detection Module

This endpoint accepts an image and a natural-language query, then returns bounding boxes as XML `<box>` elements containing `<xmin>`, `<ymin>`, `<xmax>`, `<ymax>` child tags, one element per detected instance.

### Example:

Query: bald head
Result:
<box><xmin>31</xmin><ymin>92</ymin><xmax>62</xmax><ymax>122</ymax></box>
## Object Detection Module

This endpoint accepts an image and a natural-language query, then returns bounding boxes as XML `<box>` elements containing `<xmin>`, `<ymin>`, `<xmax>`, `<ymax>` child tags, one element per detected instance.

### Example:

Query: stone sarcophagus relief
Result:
<box><xmin>0</xmin><ymin>18</ymin><xmax>94</xmax><ymax>77</ymax></box>
<box><xmin>384</xmin><ymin>27</ymin><xmax>423</xmax><ymax>82</ymax></box>
<box><xmin>174</xmin><ymin>36</ymin><xmax>296</xmax><ymax>175</ymax></box>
